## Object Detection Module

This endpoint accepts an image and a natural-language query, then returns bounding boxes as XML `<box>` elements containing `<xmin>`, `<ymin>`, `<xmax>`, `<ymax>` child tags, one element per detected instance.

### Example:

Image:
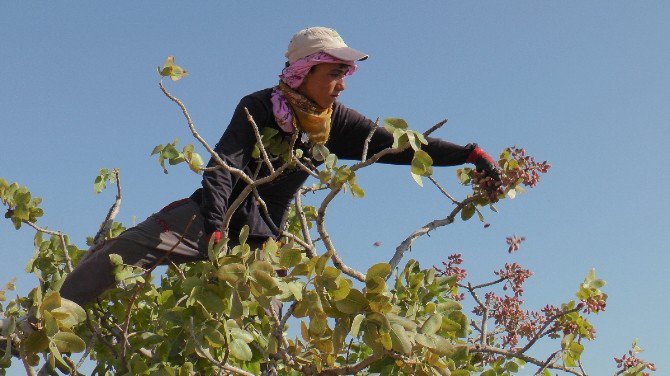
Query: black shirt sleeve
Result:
<box><xmin>199</xmin><ymin>95</ymin><xmax>270</xmax><ymax>234</ymax></box>
<box><xmin>327</xmin><ymin>103</ymin><xmax>475</xmax><ymax>166</ymax></box>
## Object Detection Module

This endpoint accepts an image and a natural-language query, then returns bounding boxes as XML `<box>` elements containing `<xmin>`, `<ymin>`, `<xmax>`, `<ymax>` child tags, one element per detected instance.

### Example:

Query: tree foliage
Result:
<box><xmin>0</xmin><ymin>58</ymin><xmax>655</xmax><ymax>375</ymax></box>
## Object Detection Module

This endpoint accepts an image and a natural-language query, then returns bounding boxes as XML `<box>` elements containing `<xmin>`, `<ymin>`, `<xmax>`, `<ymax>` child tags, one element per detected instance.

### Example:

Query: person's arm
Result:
<box><xmin>327</xmin><ymin>104</ymin><xmax>474</xmax><ymax>166</ymax></box>
<box><xmin>200</xmin><ymin>95</ymin><xmax>270</xmax><ymax>235</ymax></box>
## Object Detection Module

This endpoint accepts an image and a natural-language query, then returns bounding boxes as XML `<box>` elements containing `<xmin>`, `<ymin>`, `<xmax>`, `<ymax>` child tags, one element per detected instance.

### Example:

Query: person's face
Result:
<box><xmin>298</xmin><ymin>63</ymin><xmax>349</xmax><ymax>109</ymax></box>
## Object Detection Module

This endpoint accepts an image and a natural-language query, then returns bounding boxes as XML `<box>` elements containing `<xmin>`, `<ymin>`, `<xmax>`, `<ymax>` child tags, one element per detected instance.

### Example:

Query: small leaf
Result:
<box><xmin>229</xmin><ymin>338</ymin><xmax>252</xmax><ymax>361</ymax></box>
<box><xmin>334</xmin><ymin>288</ymin><xmax>367</xmax><ymax>314</ymax></box>
<box><xmin>461</xmin><ymin>204</ymin><xmax>475</xmax><ymax>221</ymax></box>
<box><xmin>51</xmin><ymin>332</ymin><xmax>86</xmax><ymax>353</ymax></box>
<box><xmin>351</xmin><ymin>314</ymin><xmax>365</xmax><ymax>337</ymax></box>
<box><xmin>216</xmin><ymin>263</ymin><xmax>246</xmax><ymax>284</ymax></box>
<box><xmin>367</xmin><ymin>263</ymin><xmax>391</xmax><ymax>280</ymax></box>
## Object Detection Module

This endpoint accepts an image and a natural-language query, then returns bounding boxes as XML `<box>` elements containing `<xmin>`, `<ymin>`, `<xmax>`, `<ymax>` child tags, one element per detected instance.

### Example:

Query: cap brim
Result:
<box><xmin>324</xmin><ymin>46</ymin><xmax>369</xmax><ymax>62</ymax></box>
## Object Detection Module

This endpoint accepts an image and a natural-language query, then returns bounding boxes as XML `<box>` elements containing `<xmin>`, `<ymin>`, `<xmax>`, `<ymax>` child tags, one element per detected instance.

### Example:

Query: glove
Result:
<box><xmin>467</xmin><ymin>146</ymin><xmax>501</xmax><ymax>182</ymax></box>
<box><xmin>208</xmin><ymin>231</ymin><xmax>222</xmax><ymax>246</ymax></box>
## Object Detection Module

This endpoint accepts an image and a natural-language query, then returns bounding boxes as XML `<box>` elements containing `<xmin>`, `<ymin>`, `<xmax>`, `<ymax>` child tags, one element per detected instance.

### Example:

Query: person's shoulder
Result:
<box><xmin>332</xmin><ymin>101</ymin><xmax>366</xmax><ymax>125</ymax></box>
<box><xmin>242</xmin><ymin>88</ymin><xmax>274</xmax><ymax>104</ymax></box>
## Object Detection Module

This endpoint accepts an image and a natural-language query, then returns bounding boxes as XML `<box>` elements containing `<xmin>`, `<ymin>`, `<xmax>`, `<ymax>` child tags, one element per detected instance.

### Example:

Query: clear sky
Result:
<box><xmin>1</xmin><ymin>2</ymin><xmax>668</xmax><ymax>374</ymax></box>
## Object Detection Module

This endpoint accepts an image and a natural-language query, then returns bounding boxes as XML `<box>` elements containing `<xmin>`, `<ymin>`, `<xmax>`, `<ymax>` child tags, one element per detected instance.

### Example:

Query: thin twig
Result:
<box><xmin>518</xmin><ymin>306</ymin><xmax>581</xmax><ymax>354</ymax></box>
<box><xmin>388</xmin><ymin>196</ymin><xmax>476</xmax><ymax>273</ymax></box>
<box><xmin>294</xmin><ymin>191</ymin><xmax>314</xmax><ymax>248</ymax></box>
<box><xmin>92</xmin><ymin>169</ymin><xmax>122</xmax><ymax>247</ymax></box>
<box><xmin>465</xmin><ymin>283</ymin><xmax>489</xmax><ymax>345</ymax></box>
<box><xmin>361</xmin><ymin>118</ymin><xmax>379</xmax><ymax>162</ymax></box>
<box><xmin>244</xmin><ymin>107</ymin><xmax>275</xmax><ymax>174</ymax></box>
<box><xmin>427</xmin><ymin>176</ymin><xmax>459</xmax><ymax>205</ymax></box>
<box><xmin>471</xmin><ymin>345</ymin><xmax>584</xmax><ymax>376</ymax></box>
<box><xmin>316</xmin><ymin>354</ymin><xmax>380</xmax><ymax>375</ymax></box>
<box><xmin>534</xmin><ymin>350</ymin><xmax>561</xmax><ymax>375</ymax></box>
<box><xmin>159</xmin><ymin>81</ymin><xmax>253</xmax><ymax>186</ymax></box>
<box><xmin>58</xmin><ymin>234</ymin><xmax>73</xmax><ymax>273</ymax></box>
<box><xmin>22</xmin><ymin>221</ymin><xmax>60</xmax><ymax>236</ymax></box>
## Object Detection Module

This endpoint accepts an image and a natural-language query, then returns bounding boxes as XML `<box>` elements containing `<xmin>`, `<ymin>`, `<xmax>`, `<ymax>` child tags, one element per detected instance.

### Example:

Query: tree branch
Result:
<box><xmin>316</xmin><ymin>354</ymin><xmax>380</xmax><ymax>375</ymax></box>
<box><xmin>92</xmin><ymin>169</ymin><xmax>122</xmax><ymax>247</ymax></box>
<box><xmin>244</xmin><ymin>107</ymin><xmax>275</xmax><ymax>175</ymax></box>
<box><xmin>361</xmin><ymin>118</ymin><xmax>379</xmax><ymax>162</ymax></box>
<box><xmin>388</xmin><ymin>196</ymin><xmax>475</xmax><ymax>273</ymax></box>
<box><xmin>471</xmin><ymin>344</ymin><xmax>584</xmax><ymax>376</ymax></box>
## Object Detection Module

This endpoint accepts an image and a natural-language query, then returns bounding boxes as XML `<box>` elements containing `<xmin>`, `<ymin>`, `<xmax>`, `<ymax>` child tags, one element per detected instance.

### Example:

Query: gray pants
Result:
<box><xmin>60</xmin><ymin>198</ymin><xmax>263</xmax><ymax>306</ymax></box>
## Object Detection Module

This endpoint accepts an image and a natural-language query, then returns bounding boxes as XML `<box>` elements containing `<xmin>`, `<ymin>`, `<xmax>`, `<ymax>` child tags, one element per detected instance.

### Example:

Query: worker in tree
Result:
<box><xmin>57</xmin><ymin>26</ymin><xmax>501</xmax><ymax>307</ymax></box>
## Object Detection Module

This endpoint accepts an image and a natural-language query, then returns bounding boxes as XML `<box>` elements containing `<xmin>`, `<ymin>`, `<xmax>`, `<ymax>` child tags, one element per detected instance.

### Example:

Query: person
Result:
<box><xmin>57</xmin><ymin>26</ymin><xmax>501</xmax><ymax>307</ymax></box>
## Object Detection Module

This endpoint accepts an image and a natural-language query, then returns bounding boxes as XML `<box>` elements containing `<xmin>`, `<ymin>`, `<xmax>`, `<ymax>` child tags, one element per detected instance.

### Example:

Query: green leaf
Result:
<box><xmin>351</xmin><ymin>314</ymin><xmax>365</xmax><ymax>337</ymax></box>
<box><xmin>239</xmin><ymin>225</ymin><xmax>249</xmax><ymax>245</ymax></box>
<box><xmin>309</xmin><ymin>312</ymin><xmax>329</xmax><ymax>337</ymax></box>
<box><xmin>251</xmin><ymin>270</ymin><xmax>279</xmax><ymax>291</ymax></box>
<box><xmin>383</xmin><ymin>118</ymin><xmax>409</xmax><ymax>131</ymax></box>
<box><xmin>460</xmin><ymin>204</ymin><xmax>475</xmax><ymax>221</ymax></box>
<box><xmin>330</xmin><ymin>277</ymin><xmax>352</xmax><ymax>301</ymax></box>
<box><xmin>389</xmin><ymin>324</ymin><xmax>412</xmax><ymax>355</ymax></box>
<box><xmin>334</xmin><ymin>288</ymin><xmax>367</xmax><ymax>314</ymax></box>
<box><xmin>109</xmin><ymin>253</ymin><xmax>123</xmax><ymax>266</ymax></box>
<box><xmin>22</xmin><ymin>331</ymin><xmax>49</xmax><ymax>354</ymax></box>
<box><xmin>280</xmin><ymin>249</ymin><xmax>303</xmax><ymax>268</ymax></box>
<box><xmin>216</xmin><ymin>263</ymin><xmax>246</xmax><ymax>284</ymax></box>
<box><xmin>367</xmin><ymin>263</ymin><xmax>391</xmax><ymax>280</ymax></box>
<box><xmin>229</xmin><ymin>338</ymin><xmax>252</xmax><ymax>361</ymax></box>
<box><xmin>365</xmin><ymin>276</ymin><xmax>386</xmax><ymax>294</ymax></box>
<box><xmin>51</xmin><ymin>332</ymin><xmax>86</xmax><ymax>353</ymax></box>
<box><xmin>411</xmin><ymin>172</ymin><xmax>424</xmax><ymax>187</ymax></box>
<box><xmin>420</xmin><ymin>313</ymin><xmax>443</xmax><ymax>335</ymax></box>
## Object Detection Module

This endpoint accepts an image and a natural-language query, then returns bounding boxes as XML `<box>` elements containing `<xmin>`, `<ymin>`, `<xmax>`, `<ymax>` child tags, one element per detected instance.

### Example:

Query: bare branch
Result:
<box><xmin>471</xmin><ymin>345</ymin><xmax>584</xmax><ymax>376</ymax></box>
<box><xmin>465</xmin><ymin>282</ymin><xmax>489</xmax><ymax>345</ymax></box>
<box><xmin>361</xmin><ymin>118</ymin><xmax>379</xmax><ymax>162</ymax></box>
<box><xmin>92</xmin><ymin>169</ymin><xmax>122</xmax><ymax>247</ymax></box>
<box><xmin>316</xmin><ymin>354</ymin><xmax>380</xmax><ymax>375</ymax></box>
<box><xmin>294</xmin><ymin>191</ymin><xmax>314</xmax><ymax>248</ymax></box>
<box><xmin>244</xmin><ymin>107</ymin><xmax>275</xmax><ymax>174</ymax></box>
<box><xmin>518</xmin><ymin>306</ymin><xmax>581</xmax><ymax>354</ymax></box>
<box><xmin>159</xmin><ymin>80</ymin><xmax>253</xmax><ymax>186</ymax></box>
<box><xmin>58</xmin><ymin>233</ymin><xmax>73</xmax><ymax>273</ymax></box>
<box><xmin>427</xmin><ymin>176</ymin><xmax>459</xmax><ymax>205</ymax></box>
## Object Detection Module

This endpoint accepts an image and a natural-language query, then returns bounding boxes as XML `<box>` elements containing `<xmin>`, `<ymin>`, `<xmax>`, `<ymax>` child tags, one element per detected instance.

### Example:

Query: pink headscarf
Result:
<box><xmin>271</xmin><ymin>52</ymin><xmax>357</xmax><ymax>133</ymax></box>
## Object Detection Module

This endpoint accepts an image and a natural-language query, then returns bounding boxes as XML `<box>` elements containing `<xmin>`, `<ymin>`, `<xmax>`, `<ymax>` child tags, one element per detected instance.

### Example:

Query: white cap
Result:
<box><xmin>285</xmin><ymin>27</ymin><xmax>369</xmax><ymax>64</ymax></box>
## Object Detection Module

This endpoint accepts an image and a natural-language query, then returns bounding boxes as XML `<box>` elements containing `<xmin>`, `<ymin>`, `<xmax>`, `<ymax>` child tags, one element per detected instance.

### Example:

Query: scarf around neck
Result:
<box><xmin>270</xmin><ymin>52</ymin><xmax>357</xmax><ymax>145</ymax></box>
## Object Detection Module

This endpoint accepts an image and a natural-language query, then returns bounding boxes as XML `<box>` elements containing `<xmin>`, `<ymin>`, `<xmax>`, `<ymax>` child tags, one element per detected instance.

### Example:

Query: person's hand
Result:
<box><xmin>467</xmin><ymin>146</ymin><xmax>502</xmax><ymax>182</ymax></box>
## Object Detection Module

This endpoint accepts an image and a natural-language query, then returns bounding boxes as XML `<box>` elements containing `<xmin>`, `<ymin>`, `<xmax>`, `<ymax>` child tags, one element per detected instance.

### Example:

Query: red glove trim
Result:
<box><xmin>467</xmin><ymin>147</ymin><xmax>495</xmax><ymax>165</ymax></box>
<box><xmin>209</xmin><ymin>231</ymin><xmax>221</xmax><ymax>245</ymax></box>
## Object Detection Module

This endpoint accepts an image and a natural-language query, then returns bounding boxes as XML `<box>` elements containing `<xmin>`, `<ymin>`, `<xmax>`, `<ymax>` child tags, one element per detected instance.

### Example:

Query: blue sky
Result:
<box><xmin>1</xmin><ymin>2</ymin><xmax>668</xmax><ymax>374</ymax></box>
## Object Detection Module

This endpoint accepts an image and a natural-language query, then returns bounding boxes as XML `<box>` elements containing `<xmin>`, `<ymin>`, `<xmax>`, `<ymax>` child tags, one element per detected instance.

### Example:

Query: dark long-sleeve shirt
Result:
<box><xmin>190</xmin><ymin>88</ymin><xmax>474</xmax><ymax>240</ymax></box>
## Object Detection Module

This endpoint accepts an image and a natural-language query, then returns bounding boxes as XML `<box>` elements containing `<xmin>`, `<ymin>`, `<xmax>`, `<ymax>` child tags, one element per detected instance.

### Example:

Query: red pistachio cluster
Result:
<box><xmin>495</xmin><ymin>263</ymin><xmax>533</xmax><ymax>297</ymax></box>
<box><xmin>436</xmin><ymin>253</ymin><xmax>467</xmax><ymax>283</ymax></box>
<box><xmin>504</xmin><ymin>147</ymin><xmax>551</xmax><ymax>189</ymax></box>
<box><xmin>505</xmin><ymin>235</ymin><xmax>526</xmax><ymax>253</ymax></box>
<box><xmin>614</xmin><ymin>352</ymin><xmax>656</xmax><ymax>375</ymax></box>
<box><xmin>581</xmin><ymin>294</ymin><xmax>607</xmax><ymax>314</ymax></box>
<box><xmin>472</xmin><ymin>171</ymin><xmax>504</xmax><ymax>203</ymax></box>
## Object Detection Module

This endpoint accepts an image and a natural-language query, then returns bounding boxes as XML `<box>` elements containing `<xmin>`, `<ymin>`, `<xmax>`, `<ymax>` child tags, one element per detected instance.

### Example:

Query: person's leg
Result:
<box><xmin>60</xmin><ymin>198</ymin><xmax>207</xmax><ymax>306</ymax></box>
